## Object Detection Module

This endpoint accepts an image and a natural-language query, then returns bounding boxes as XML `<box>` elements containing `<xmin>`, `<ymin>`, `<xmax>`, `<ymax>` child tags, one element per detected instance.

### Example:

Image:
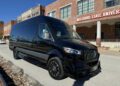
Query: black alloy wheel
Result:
<box><xmin>48</xmin><ymin>57</ymin><xmax>67</xmax><ymax>80</ymax></box>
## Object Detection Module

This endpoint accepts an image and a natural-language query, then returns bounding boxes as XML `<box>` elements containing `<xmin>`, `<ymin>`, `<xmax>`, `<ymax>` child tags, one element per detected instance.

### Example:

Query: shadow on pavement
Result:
<box><xmin>0</xmin><ymin>67</ymin><xmax>16</xmax><ymax>86</ymax></box>
<box><xmin>72</xmin><ymin>70</ymin><xmax>101</xmax><ymax>86</ymax></box>
<box><xmin>73</xmin><ymin>76</ymin><xmax>90</xmax><ymax>86</ymax></box>
<box><xmin>21</xmin><ymin>55</ymin><xmax>101</xmax><ymax>86</ymax></box>
<box><xmin>22</xmin><ymin>56</ymin><xmax>47</xmax><ymax>70</ymax></box>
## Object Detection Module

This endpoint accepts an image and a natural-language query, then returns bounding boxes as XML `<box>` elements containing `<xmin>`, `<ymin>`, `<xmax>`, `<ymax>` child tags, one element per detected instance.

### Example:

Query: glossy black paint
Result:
<box><xmin>9</xmin><ymin>16</ymin><xmax>101</xmax><ymax>77</ymax></box>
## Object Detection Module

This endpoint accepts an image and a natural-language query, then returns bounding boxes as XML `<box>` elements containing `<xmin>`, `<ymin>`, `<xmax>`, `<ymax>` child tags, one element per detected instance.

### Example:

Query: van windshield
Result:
<box><xmin>47</xmin><ymin>18</ymin><xmax>81</xmax><ymax>40</ymax></box>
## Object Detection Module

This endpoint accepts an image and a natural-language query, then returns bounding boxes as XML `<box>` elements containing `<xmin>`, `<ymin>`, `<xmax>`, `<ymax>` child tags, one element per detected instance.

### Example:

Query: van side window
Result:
<box><xmin>39</xmin><ymin>23</ymin><xmax>52</xmax><ymax>40</ymax></box>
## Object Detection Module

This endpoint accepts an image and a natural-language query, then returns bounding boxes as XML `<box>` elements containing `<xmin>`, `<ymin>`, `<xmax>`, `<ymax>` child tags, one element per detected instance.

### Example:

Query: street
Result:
<box><xmin>0</xmin><ymin>44</ymin><xmax>120</xmax><ymax>86</ymax></box>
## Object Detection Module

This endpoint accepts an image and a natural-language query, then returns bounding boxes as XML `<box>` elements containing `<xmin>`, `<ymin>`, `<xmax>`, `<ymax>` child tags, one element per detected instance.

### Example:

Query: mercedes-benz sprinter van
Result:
<box><xmin>9</xmin><ymin>16</ymin><xmax>101</xmax><ymax>80</ymax></box>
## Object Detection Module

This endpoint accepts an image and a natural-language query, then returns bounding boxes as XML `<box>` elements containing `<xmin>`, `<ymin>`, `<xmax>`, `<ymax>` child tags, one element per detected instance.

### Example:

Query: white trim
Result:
<box><xmin>73</xmin><ymin>25</ymin><xmax>76</xmax><ymax>31</ymax></box>
<box><xmin>59</xmin><ymin>3</ymin><xmax>72</xmax><ymax>9</ymax></box>
<box><xmin>97</xmin><ymin>21</ymin><xmax>101</xmax><ymax>39</ymax></box>
<box><xmin>47</xmin><ymin>10</ymin><xmax>57</xmax><ymax>16</ymax></box>
<box><xmin>47</xmin><ymin>10</ymin><xmax>57</xmax><ymax>14</ymax></box>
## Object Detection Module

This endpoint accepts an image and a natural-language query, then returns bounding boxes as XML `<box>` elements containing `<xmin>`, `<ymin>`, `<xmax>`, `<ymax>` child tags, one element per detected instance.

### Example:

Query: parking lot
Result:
<box><xmin>0</xmin><ymin>44</ymin><xmax>120</xmax><ymax>86</ymax></box>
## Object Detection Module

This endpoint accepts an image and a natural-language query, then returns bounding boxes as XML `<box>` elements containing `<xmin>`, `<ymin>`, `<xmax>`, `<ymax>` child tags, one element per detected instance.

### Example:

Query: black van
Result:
<box><xmin>9</xmin><ymin>16</ymin><xmax>101</xmax><ymax>80</ymax></box>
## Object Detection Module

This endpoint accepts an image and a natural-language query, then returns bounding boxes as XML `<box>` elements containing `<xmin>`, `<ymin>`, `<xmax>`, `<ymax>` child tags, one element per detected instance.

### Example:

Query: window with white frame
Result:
<box><xmin>77</xmin><ymin>0</ymin><xmax>95</xmax><ymax>15</ymax></box>
<box><xmin>89</xmin><ymin>0</ymin><xmax>94</xmax><ymax>12</ymax></box>
<box><xmin>60</xmin><ymin>5</ymin><xmax>71</xmax><ymax>19</ymax></box>
<box><xmin>48</xmin><ymin>11</ymin><xmax>56</xmax><ymax>18</ymax></box>
<box><xmin>105</xmin><ymin>0</ymin><xmax>120</xmax><ymax>8</ymax></box>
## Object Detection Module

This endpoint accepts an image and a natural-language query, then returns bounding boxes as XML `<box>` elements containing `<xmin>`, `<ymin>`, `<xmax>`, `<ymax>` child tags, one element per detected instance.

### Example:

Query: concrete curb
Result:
<box><xmin>0</xmin><ymin>56</ymin><xmax>43</xmax><ymax>86</ymax></box>
<box><xmin>98</xmin><ymin>47</ymin><xmax>120</xmax><ymax>53</ymax></box>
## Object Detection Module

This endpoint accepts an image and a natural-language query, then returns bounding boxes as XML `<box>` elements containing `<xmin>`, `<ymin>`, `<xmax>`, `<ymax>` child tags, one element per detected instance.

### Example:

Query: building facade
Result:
<box><xmin>0</xmin><ymin>21</ymin><xmax>4</xmax><ymax>39</ymax></box>
<box><xmin>2</xmin><ymin>5</ymin><xmax>45</xmax><ymax>40</ymax></box>
<box><xmin>17</xmin><ymin>5</ymin><xmax>45</xmax><ymax>23</ymax></box>
<box><xmin>46</xmin><ymin>0</ymin><xmax>120</xmax><ymax>47</ymax></box>
<box><xmin>3</xmin><ymin>20</ymin><xmax>16</xmax><ymax>39</ymax></box>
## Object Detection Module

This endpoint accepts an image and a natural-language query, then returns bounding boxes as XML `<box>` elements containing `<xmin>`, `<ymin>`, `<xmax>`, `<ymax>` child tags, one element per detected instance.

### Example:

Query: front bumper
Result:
<box><xmin>68</xmin><ymin>60</ymin><xmax>101</xmax><ymax>77</ymax></box>
<box><xmin>63</xmin><ymin>54</ymin><xmax>101</xmax><ymax>77</ymax></box>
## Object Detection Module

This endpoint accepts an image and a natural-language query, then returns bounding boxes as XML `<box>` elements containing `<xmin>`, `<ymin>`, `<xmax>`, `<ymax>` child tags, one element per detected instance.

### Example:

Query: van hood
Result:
<box><xmin>56</xmin><ymin>39</ymin><xmax>97</xmax><ymax>50</ymax></box>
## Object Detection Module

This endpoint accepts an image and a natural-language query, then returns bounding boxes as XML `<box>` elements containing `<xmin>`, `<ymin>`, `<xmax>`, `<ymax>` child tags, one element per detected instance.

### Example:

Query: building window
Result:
<box><xmin>60</xmin><ymin>5</ymin><xmax>71</xmax><ymax>19</ymax></box>
<box><xmin>77</xmin><ymin>0</ymin><xmax>95</xmax><ymax>15</ymax></box>
<box><xmin>48</xmin><ymin>11</ymin><xmax>56</xmax><ymax>18</ymax></box>
<box><xmin>105</xmin><ymin>0</ymin><xmax>120</xmax><ymax>8</ymax></box>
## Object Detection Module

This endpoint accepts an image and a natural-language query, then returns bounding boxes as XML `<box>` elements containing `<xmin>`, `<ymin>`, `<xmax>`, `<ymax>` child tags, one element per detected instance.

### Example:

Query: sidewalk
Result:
<box><xmin>98</xmin><ymin>48</ymin><xmax>120</xmax><ymax>56</ymax></box>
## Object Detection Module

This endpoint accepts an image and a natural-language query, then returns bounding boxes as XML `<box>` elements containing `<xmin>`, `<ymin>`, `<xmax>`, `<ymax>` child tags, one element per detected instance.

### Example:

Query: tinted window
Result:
<box><xmin>105</xmin><ymin>0</ymin><xmax>120</xmax><ymax>8</ymax></box>
<box><xmin>11</xmin><ymin>19</ymin><xmax>38</xmax><ymax>42</ymax></box>
<box><xmin>39</xmin><ymin>23</ymin><xmax>52</xmax><ymax>40</ymax></box>
<box><xmin>47</xmin><ymin>18</ymin><xmax>81</xmax><ymax>40</ymax></box>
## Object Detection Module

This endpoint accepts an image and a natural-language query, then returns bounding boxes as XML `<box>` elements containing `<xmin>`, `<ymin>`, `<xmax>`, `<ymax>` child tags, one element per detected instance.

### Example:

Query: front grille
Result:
<box><xmin>84</xmin><ymin>49</ymin><xmax>97</xmax><ymax>61</ymax></box>
<box><xmin>87</xmin><ymin>61</ymin><xmax>98</xmax><ymax>67</ymax></box>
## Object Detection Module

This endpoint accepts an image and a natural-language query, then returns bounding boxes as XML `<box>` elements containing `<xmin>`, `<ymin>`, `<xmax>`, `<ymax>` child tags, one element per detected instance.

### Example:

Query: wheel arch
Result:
<box><xmin>47</xmin><ymin>49</ymin><xmax>63</xmax><ymax>63</ymax></box>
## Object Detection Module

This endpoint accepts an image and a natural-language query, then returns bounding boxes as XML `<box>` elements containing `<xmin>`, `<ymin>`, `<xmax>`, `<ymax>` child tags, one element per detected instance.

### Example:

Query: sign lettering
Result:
<box><xmin>77</xmin><ymin>9</ymin><xmax>120</xmax><ymax>22</ymax></box>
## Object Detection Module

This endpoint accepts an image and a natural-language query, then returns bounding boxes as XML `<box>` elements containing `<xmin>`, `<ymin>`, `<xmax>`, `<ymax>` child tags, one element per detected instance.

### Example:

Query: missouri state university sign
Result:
<box><xmin>77</xmin><ymin>9</ymin><xmax>120</xmax><ymax>22</ymax></box>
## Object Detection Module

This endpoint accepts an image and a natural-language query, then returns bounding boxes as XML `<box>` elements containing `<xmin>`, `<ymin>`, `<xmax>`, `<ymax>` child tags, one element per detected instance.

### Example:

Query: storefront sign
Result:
<box><xmin>77</xmin><ymin>9</ymin><xmax>120</xmax><ymax>22</ymax></box>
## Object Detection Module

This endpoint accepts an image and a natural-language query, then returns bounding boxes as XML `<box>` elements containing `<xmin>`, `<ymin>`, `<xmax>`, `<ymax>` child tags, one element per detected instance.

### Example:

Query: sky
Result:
<box><xmin>0</xmin><ymin>0</ymin><xmax>56</xmax><ymax>23</ymax></box>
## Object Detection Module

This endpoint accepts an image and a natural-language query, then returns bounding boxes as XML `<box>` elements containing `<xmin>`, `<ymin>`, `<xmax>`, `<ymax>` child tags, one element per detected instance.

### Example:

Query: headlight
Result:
<box><xmin>64</xmin><ymin>47</ymin><xmax>81</xmax><ymax>55</ymax></box>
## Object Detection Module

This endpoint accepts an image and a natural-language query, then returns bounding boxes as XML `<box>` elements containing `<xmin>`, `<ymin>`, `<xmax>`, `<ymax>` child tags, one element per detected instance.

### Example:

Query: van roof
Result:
<box><xmin>17</xmin><ymin>15</ymin><xmax>62</xmax><ymax>24</ymax></box>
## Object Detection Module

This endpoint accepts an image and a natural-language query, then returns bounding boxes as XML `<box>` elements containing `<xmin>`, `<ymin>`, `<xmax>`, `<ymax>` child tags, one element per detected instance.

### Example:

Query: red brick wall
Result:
<box><xmin>45</xmin><ymin>0</ymin><xmax>120</xmax><ymax>41</ymax></box>
<box><xmin>95</xmin><ymin>0</ymin><xmax>104</xmax><ymax>12</ymax></box>
<box><xmin>45</xmin><ymin>0</ymin><xmax>77</xmax><ymax>25</ymax></box>
<box><xmin>0</xmin><ymin>22</ymin><xmax>4</xmax><ymax>36</ymax></box>
<box><xmin>46</xmin><ymin>0</ymin><xmax>120</xmax><ymax>25</ymax></box>
<box><xmin>0</xmin><ymin>22</ymin><xmax>4</xmax><ymax>28</ymax></box>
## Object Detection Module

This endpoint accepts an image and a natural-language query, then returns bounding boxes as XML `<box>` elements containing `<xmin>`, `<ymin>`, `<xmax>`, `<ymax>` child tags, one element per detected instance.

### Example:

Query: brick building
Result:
<box><xmin>3</xmin><ymin>5</ymin><xmax>45</xmax><ymax>39</ymax></box>
<box><xmin>46</xmin><ymin>0</ymin><xmax>120</xmax><ymax>47</ymax></box>
<box><xmin>17</xmin><ymin>5</ymin><xmax>45</xmax><ymax>23</ymax></box>
<box><xmin>0</xmin><ymin>21</ymin><xmax>4</xmax><ymax>39</ymax></box>
<box><xmin>3</xmin><ymin>20</ymin><xmax>16</xmax><ymax>39</ymax></box>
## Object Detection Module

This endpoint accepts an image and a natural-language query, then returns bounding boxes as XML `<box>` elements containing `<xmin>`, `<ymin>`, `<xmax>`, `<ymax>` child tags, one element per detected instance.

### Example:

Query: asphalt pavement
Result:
<box><xmin>0</xmin><ymin>44</ymin><xmax>120</xmax><ymax>86</ymax></box>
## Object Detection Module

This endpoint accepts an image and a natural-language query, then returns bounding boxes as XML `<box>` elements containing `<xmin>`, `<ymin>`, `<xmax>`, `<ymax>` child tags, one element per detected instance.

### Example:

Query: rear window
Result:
<box><xmin>10</xmin><ymin>20</ymin><xmax>38</xmax><ymax>42</ymax></box>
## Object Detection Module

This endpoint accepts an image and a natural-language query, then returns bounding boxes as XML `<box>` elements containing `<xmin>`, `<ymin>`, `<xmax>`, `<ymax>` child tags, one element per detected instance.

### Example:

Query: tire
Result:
<box><xmin>13</xmin><ymin>49</ymin><xmax>21</xmax><ymax>60</ymax></box>
<box><xmin>47</xmin><ymin>57</ymin><xmax>67</xmax><ymax>80</ymax></box>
